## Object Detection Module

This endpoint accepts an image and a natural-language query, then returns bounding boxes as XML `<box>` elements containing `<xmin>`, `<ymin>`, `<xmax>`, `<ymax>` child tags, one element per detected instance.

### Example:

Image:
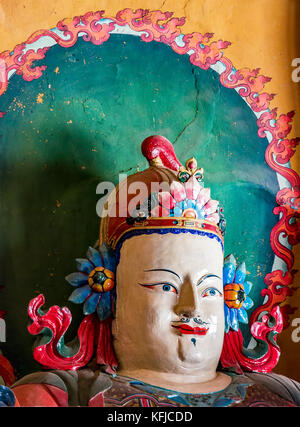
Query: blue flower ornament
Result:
<box><xmin>66</xmin><ymin>244</ymin><xmax>116</xmax><ymax>321</ymax></box>
<box><xmin>223</xmin><ymin>255</ymin><xmax>254</xmax><ymax>332</ymax></box>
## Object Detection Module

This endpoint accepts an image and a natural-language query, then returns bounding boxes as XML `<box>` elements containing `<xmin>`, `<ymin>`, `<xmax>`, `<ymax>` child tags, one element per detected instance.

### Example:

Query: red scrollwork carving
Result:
<box><xmin>114</xmin><ymin>9</ymin><xmax>185</xmax><ymax>44</ymax></box>
<box><xmin>0</xmin><ymin>44</ymin><xmax>49</xmax><ymax>97</ymax></box>
<box><xmin>28</xmin><ymin>294</ymin><xmax>97</xmax><ymax>370</ymax></box>
<box><xmin>221</xmin><ymin>306</ymin><xmax>283</xmax><ymax>373</ymax></box>
<box><xmin>28</xmin><ymin>294</ymin><xmax>117</xmax><ymax>372</ymax></box>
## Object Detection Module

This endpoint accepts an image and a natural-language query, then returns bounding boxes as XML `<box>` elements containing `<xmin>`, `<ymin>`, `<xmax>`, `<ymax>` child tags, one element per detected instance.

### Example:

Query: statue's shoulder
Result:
<box><xmin>11</xmin><ymin>369</ymin><xmax>113</xmax><ymax>407</ymax></box>
<box><xmin>11</xmin><ymin>370</ymin><xmax>72</xmax><ymax>406</ymax></box>
<box><xmin>243</xmin><ymin>372</ymin><xmax>300</xmax><ymax>406</ymax></box>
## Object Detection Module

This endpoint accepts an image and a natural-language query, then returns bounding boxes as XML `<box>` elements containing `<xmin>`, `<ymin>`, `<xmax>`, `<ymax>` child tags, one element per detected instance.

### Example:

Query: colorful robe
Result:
<box><xmin>10</xmin><ymin>369</ymin><xmax>300</xmax><ymax>407</ymax></box>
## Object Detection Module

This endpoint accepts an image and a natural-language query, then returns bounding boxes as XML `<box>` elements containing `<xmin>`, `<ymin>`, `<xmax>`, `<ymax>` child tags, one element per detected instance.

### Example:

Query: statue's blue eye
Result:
<box><xmin>202</xmin><ymin>287</ymin><xmax>221</xmax><ymax>298</ymax></box>
<box><xmin>139</xmin><ymin>282</ymin><xmax>178</xmax><ymax>294</ymax></box>
<box><xmin>161</xmin><ymin>284</ymin><xmax>177</xmax><ymax>294</ymax></box>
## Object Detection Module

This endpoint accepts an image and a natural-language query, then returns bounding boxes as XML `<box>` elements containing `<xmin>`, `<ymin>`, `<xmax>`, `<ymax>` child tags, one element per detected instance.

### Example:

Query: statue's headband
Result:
<box><xmin>99</xmin><ymin>135</ymin><xmax>226</xmax><ymax>250</ymax></box>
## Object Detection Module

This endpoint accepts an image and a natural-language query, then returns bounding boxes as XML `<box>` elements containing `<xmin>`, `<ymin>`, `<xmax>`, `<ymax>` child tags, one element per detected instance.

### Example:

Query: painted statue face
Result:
<box><xmin>113</xmin><ymin>233</ymin><xmax>224</xmax><ymax>376</ymax></box>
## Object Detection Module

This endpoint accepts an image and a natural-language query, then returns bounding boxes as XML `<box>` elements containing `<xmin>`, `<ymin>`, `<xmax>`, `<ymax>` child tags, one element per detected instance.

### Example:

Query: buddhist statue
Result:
<box><xmin>7</xmin><ymin>136</ymin><xmax>300</xmax><ymax>407</ymax></box>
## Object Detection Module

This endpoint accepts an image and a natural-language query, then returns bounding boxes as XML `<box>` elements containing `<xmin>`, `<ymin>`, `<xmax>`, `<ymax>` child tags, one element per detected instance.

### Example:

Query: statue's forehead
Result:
<box><xmin>118</xmin><ymin>232</ymin><xmax>224</xmax><ymax>275</ymax></box>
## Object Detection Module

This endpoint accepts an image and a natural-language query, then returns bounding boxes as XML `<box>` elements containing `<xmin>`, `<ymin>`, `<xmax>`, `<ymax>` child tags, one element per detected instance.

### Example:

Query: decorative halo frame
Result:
<box><xmin>0</xmin><ymin>9</ymin><xmax>299</xmax><ymax>374</ymax></box>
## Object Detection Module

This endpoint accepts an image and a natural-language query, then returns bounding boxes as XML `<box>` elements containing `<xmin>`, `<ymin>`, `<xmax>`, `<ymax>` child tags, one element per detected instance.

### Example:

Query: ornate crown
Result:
<box><xmin>100</xmin><ymin>135</ymin><xmax>226</xmax><ymax>250</ymax></box>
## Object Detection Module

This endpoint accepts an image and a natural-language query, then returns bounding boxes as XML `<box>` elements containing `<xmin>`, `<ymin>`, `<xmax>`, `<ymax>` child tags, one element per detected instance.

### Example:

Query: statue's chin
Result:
<box><xmin>177</xmin><ymin>338</ymin><xmax>207</xmax><ymax>365</ymax></box>
<box><xmin>113</xmin><ymin>329</ymin><xmax>222</xmax><ymax>375</ymax></box>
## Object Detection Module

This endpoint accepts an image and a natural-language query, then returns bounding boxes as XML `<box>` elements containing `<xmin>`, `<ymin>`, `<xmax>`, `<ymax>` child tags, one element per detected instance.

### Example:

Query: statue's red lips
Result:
<box><xmin>172</xmin><ymin>324</ymin><xmax>208</xmax><ymax>335</ymax></box>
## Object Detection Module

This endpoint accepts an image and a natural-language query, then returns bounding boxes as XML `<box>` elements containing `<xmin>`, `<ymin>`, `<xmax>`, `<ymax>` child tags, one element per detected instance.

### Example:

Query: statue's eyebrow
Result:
<box><xmin>144</xmin><ymin>269</ymin><xmax>182</xmax><ymax>283</ymax></box>
<box><xmin>197</xmin><ymin>274</ymin><xmax>221</xmax><ymax>286</ymax></box>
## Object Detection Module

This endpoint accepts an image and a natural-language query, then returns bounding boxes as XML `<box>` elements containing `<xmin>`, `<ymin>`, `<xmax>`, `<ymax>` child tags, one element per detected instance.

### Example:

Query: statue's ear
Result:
<box><xmin>223</xmin><ymin>254</ymin><xmax>253</xmax><ymax>333</ymax></box>
<box><xmin>27</xmin><ymin>243</ymin><xmax>118</xmax><ymax>373</ymax></box>
<box><xmin>221</xmin><ymin>252</ymin><xmax>281</xmax><ymax>374</ymax></box>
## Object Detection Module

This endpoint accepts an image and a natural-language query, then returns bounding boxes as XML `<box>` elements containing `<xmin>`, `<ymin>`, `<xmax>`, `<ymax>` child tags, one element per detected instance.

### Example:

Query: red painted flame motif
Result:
<box><xmin>28</xmin><ymin>294</ymin><xmax>117</xmax><ymax>373</ymax></box>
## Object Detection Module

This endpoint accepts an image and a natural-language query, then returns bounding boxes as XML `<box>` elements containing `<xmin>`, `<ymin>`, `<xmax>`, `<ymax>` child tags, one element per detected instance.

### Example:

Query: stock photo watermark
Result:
<box><xmin>0</xmin><ymin>58</ymin><xmax>5</xmax><ymax>84</ymax></box>
<box><xmin>95</xmin><ymin>174</ymin><xmax>200</xmax><ymax>218</ymax></box>
<box><xmin>291</xmin><ymin>318</ymin><xmax>300</xmax><ymax>343</ymax></box>
<box><xmin>291</xmin><ymin>58</ymin><xmax>300</xmax><ymax>83</ymax></box>
<box><xmin>0</xmin><ymin>318</ymin><xmax>6</xmax><ymax>343</ymax></box>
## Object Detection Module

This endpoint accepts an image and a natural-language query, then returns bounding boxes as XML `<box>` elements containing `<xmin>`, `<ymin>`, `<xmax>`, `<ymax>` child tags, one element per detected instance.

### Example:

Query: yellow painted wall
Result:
<box><xmin>0</xmin><ymin>0</ymin><xmax>299</xmax><ymax>380</ymax></box>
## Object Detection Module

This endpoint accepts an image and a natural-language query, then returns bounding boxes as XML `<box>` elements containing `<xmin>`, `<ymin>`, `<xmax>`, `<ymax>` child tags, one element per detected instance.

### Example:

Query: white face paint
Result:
<box><xmin>113</xmin><ymin>232</ymin><xmax>224</xmax><ymax>377</ymax></box>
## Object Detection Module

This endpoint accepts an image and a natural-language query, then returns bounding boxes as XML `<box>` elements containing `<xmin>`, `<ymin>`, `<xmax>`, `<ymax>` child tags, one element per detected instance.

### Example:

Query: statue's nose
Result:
<box><xmin>174</xmin><ymin>278</ymin><xmax>200</xmax><ymax>318</ymax></box>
